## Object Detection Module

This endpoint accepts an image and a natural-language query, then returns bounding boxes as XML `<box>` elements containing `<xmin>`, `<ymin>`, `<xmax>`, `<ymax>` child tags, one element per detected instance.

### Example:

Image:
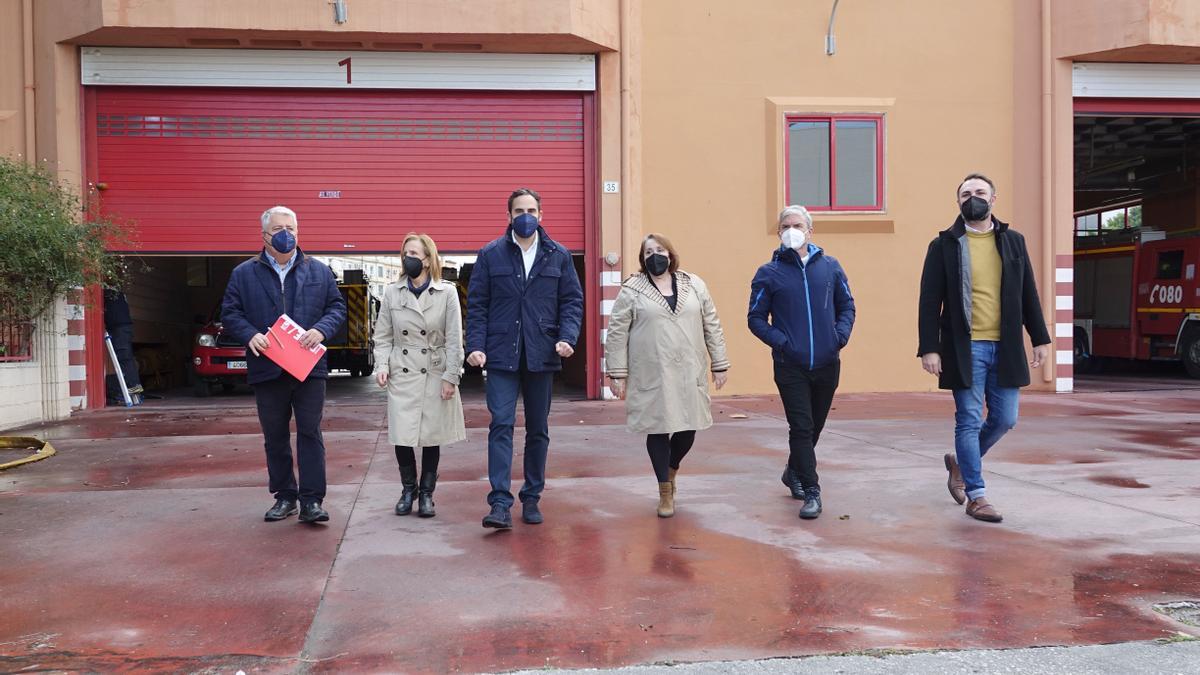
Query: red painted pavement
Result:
<box><xmin>1</xmin><ymin>375</ymin><xmax>1198</xmax><ymax>672</ymax></box>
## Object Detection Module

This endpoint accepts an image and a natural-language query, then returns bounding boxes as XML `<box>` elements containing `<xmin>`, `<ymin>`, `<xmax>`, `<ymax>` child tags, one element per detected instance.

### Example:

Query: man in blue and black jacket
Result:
<box><xmin>467</xmin><ymin>187</ymin><xmax>584</xmax><ymax>530</ymax></box>
<box><xmin>221</xmin><ymin>206</ymin><xmax>346</xmax><ymax>525</ymax></box>
<box><xmin>748</xmin><ymin>205</ymin><xmax>856</xmax><ymax>520</ymax></box>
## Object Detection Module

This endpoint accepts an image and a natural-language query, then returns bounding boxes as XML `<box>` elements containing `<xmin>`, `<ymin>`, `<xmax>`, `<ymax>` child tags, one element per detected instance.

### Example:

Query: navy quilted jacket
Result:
<box><xmin>466</xmin><ymin>226</ymin><xmax>584</xmax><ymax>373</ymax></box>
<box><xmin>220</xmin><ymin>250</ymin><xmax>347</xmax><ymax>385</ymax></box>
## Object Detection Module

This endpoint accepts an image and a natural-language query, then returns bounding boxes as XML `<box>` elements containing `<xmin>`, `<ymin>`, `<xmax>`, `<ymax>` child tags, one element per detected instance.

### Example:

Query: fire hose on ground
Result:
<box><xmin>0</xmin><ymin>437</ymin><xmax>56</xmax><ymax>470</ymax></box>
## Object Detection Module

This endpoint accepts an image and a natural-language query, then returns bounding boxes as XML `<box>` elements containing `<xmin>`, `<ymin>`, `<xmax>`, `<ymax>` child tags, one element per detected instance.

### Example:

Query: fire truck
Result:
<box><xmin>325</xmin><ymin>269</ymin><xmax>379</xmax><ymax>377</ymax></box>
<box><xmin>1073</xmin><ymin>229</ymin><xmax>1200</xmax><ymax>377</ymax></box>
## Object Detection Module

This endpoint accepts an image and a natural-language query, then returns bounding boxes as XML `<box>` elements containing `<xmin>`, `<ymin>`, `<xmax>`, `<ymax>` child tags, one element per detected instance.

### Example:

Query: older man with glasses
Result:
<box><xmin>221</xmin><ymin>206</ymin><xmax>347</xmax><ymax>525</ymax></box>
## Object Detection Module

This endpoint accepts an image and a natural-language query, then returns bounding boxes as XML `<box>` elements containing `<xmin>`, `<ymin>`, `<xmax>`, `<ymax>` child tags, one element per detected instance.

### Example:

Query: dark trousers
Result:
<box><xmin>395</xmin><ymin>445</ymin><xmax>440</xmax><ymax>475</ymax></box>
<box><xmin>253</xmin><ymin>374</ymin><xmax>328</xmax><ymax>504</ymax></box>
<box><xmin>774</xmin><ymin>359</ymin><xmax>840</xmax><ymax>493</ymax></box>
<box><xmin>105</xmin><ymin>324</ymin><xmax>141</xmax><ymax>398</ymax></box>
<box><xmin>485</xmin><ymin>356</ymin><xmax>555</xmax><ymax>508</ymax></box>
<box><xmin>645</xmin><ymin>431</ymin><xmax>697</xmax><ymax>482</ymax></box>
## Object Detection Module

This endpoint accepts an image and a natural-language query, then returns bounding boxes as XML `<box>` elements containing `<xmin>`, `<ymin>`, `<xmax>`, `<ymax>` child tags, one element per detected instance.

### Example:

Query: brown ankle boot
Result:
<box><xmin>667</xmin><ymin>467</ymin><xmax>677</xmax><ymax>496</ymax></box>
<box><xmin>657</xmin><ymin>482</ymin><xmax>675</xmax><ymax>518</ymax></box>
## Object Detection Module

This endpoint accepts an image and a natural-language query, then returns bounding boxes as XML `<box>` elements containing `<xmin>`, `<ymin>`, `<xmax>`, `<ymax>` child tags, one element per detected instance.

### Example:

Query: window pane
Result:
<box><xmin>787</xmin><ymin>120</ymin><xmax>830</xmax><ymax>208</ymax></box>
<box><xmin>1128</xmin><ymin>204</ymin><xmax>1142</xmax><ymax>228</ymax></box>
<box><xmin>1078</xmin><ymin>213</ymin><xmax>1099</xmax><ymax>231</ymax></box>
<box><xmin>1157</xmin><ymin>250</ymin><xmax>1183</xmax><ymax>279</ymax></box>
<box><xmin>834</xmin><ymin>120</ymin><xmax>877</xmax><ymax>207</ymax></box>
<box><xmin>1100</xmin><ymin>208</ymin><xmax>1126</xmax><ymax>230</ymax></box>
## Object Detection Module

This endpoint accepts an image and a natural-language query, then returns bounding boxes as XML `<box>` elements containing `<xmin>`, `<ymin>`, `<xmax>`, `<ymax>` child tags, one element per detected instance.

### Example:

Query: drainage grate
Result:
<box><xmin>1154</xmin><ymin>601</ymin><xmax>1200</xmax><ymax>627</ymax></box>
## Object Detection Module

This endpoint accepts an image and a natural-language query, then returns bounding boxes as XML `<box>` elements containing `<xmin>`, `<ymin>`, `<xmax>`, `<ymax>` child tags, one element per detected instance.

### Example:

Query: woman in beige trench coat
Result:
<box><xmin>373</xmin><ymin>233</ymin><xmax>466</xmax><ymax>518</ymax></box>
<box><xmin>604</xmin><ymin>233</ymin><xmax>730</xmax><ymax>518</ymax></box>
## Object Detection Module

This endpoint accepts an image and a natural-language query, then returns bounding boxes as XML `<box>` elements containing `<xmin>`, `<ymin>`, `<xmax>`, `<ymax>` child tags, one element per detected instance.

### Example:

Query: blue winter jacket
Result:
<box><xmin>466</xmin><ymin>226</ymin><xmax>584</xmax><ymax>372</ymax></box>
<box><xmin>748</xmin><ymin>244</ymin><xmax>856</xmax><ymax>370</ymax></box>
<box><xmin>220</xmin><ymin>249</ymin><xmax>347</xmax><ymax>385</ymax></box>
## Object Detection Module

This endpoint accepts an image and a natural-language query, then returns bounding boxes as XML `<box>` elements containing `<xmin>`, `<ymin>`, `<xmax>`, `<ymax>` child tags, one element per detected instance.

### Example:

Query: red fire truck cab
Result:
<box><xmin>1074</xmin><ymin>229</ymin><xmax>1200</xmax><ymax>377</ymax></box>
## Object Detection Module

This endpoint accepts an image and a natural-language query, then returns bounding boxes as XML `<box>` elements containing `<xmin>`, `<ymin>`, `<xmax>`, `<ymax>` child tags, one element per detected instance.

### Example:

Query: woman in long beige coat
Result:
<box><xmin>604</xmin><ymin>233</ymin><xmax>730</xmax><ymax>518</ymax></box>
<box><xmin>373</xmin><ymin>233</ymin><xmax>466</xmax><ymax>518</ymax></box>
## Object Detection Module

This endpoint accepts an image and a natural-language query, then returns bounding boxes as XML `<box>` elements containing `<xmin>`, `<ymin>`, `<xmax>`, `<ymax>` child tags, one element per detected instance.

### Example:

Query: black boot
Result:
<box><xmin>417</xmin><ymin>471</ymin><xmax>438</xmax><ymax>518</ymax></box>
<box><xmin>395</xmin><ymin>464</ymin><xmax>417</xmax><ymax>515</ymax></box>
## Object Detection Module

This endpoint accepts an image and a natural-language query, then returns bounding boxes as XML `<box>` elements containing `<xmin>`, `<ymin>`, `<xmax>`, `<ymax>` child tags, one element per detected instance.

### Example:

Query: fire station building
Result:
<box><xmin>3</xmin><ymin>0</ymin><xmax>1200</xmax><ymax>428</ymax></box>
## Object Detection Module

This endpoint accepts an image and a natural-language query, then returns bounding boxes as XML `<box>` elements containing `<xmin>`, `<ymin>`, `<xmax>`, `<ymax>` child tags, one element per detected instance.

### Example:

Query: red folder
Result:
<box><xmin>263</xmin><ymin>314</ymin><xmax>327</xmax><ymax>382</ymax></box>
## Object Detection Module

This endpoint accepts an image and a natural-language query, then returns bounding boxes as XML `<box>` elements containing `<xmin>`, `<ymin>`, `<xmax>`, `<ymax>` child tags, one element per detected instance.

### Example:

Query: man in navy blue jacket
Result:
<box><xmin>467</xmin><ymin>188</ymin><xmax>584</xmax><ymax>529</ymax></box>
<box><xmin>748</xmin><ymin>205</ymin><xmax>855</xmax><ymax>520</ymax></box>
<box><xmin>221</xmin><ymin>206</ymin><xmax>347</xmax><ymax>525</ymax></box>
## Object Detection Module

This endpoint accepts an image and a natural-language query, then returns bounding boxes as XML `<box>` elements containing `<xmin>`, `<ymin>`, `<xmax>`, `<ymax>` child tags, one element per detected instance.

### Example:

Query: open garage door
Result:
<box><xmin>87</xmin><ymin>87</ymin><xmax>589</xmax><ymax>254</ymax></box>
<box><xmin>1072</xmin><ymin>91</ymin><xmax>1200</xmax><ymax>388</ymax></box>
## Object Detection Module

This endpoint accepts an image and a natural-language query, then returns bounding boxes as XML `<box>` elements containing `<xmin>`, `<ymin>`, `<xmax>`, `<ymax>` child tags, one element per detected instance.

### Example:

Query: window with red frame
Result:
<box><xmin>786</xmin><ymin>115</ymin><xmax>884</xmax><ymax>211</ymax></box>
<box><xmin>0</xmin><ymin>303</ymin><xmax>34</xmax><ymax>363</ymax></box>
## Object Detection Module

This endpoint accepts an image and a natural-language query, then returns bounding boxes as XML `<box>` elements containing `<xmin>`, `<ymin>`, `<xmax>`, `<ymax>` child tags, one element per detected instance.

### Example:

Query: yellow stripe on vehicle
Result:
<box><xmin>1074</xmin><ymin>245</ymin><xmax>1136</xmax><ymax>256</ymax></box>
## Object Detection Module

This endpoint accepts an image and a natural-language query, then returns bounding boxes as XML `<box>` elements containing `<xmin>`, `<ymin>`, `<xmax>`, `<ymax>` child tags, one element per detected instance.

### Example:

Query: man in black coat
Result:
<box><xmin>103</xmin><ymin>287</ymin><xmax>143</xmax><ymax>405</ymax></box>
<box><xmin>917</xmin><ymin>174</ymin><xmax>1051</xmax><ymax>523</ymax></box>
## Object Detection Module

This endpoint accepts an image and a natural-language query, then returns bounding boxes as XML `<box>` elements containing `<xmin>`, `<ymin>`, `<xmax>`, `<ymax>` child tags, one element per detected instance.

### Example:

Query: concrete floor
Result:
<box><xmin>1</xmin><ymin>374</ymin><xmax>1198</xmax><ymax>673</ymax></box>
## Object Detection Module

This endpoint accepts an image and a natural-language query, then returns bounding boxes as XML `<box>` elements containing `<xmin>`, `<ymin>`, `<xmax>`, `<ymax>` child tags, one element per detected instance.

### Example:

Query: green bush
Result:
<box><xmin>0</xmin><ymin>156</ymin><xmax>130</xmax><ymax>319</ymax></box>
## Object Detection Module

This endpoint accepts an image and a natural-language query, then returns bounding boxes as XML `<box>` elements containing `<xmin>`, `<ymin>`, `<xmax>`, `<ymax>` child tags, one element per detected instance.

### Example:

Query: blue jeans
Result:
<box><xmin>951</xmin><ymin>341</ymin><xmax>1019</xmax><ymax>500</ymax></box>
<box><xmin>485</xmin><ymin>357</ymin><xmax>555</xmax><ymax>509</ymax></box>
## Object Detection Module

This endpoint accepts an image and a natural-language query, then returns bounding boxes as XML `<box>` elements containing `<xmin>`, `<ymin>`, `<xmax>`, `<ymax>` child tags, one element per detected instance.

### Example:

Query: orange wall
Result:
<box><xmin>1052</xmin><ymin>0</ymin><xmax>1200</xmax><ymax>61</ymax></box>
<box><xmin>0</xmin><ymin>0</ymin><xmax>30</xmax><ymax>159</ymax></box>
<box><xmin>62</xmin><ymin>0</ymin><xmax>618</xmax><ymax>52</ymax></box>
<box><xmin>20</xmin><ymin>0</ymin><xmax>1200</xmax><ymax>396</ymax></box>
<box><xmin>636</xmin><ymin>0</ymin><xmax>1042</xmax><ymax>394</ymax></box>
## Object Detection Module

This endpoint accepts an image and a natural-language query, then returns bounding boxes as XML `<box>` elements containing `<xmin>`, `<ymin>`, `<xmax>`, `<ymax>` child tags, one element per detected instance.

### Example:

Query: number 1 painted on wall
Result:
<box><xmin>338</xmin><ymin>57</ymin><xmax>352</xmax><ymax>84</ymax></box>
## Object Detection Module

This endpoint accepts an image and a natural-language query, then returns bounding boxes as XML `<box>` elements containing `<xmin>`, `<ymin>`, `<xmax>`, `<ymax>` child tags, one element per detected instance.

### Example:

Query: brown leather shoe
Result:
<box><xmin>966</xmin><ymin>498</ymin><xmax>1003</xmax><ymax>523</ymax></box>
<box><xmin>944</xmin><ymin>453</ymin><xmax>967</xmax><ymax>505</ymax></box>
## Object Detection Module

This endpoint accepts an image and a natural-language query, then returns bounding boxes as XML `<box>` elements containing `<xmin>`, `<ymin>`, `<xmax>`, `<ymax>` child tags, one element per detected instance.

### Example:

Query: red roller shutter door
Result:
<box><xmin>88</xmin><ymin>87</ymin><xmax>588</xmax><ymax>253</ymax></box>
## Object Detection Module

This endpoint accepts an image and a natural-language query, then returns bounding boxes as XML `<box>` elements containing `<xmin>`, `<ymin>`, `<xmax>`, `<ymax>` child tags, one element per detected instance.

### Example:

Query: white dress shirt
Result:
<box><xmin>513</xmin><ymin>231</ymin><xmax>539</xmax><ymax>277</ymax></box>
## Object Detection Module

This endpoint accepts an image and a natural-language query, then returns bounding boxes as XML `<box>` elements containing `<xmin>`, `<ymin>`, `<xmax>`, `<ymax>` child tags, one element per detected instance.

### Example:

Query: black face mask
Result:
<box><xmin>960</xmin><ymin>195</ymin><xmax>991</xmax><ymax>222</ymax></box>
<box><xmin>402</xmin><ymin>256</ymin><xmax>424</xmax><ymax>279</ymax></box>
<box><xmin>645</xmin><ymin>253</ymin><xmax>670</xmax><ymax>277</ymax></box>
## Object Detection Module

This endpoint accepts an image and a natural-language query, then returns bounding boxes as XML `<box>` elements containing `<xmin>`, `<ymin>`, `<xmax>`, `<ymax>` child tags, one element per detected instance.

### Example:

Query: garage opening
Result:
<box><xmin>112</xmin><ymin>251</ymin><xmax>589</xmax><ymax>404</ymax></box>
<box><xmin>1072</xmin><ymin>101</ymin><xmax>1200</xmax><ymax>387</ymax></box>
<box><xmin>89</xmin><ymin>84</ymin><xmax>595</xmax><ymax>404</ymax></box>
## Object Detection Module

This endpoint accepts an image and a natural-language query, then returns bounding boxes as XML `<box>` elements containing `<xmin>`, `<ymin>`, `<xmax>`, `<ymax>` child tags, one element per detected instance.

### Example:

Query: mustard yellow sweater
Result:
<box><xmin>966</xmin><ymin>230</ymin><xmax>1001</xmax><ymax>341</ymax></box>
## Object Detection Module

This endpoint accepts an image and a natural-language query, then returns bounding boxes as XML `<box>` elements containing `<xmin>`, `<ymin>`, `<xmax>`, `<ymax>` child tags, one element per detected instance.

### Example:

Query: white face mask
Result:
<box><xmin>781</xmin><ymin>227</ymin><xmax>807</xmax><ymax>250</ymax></box>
